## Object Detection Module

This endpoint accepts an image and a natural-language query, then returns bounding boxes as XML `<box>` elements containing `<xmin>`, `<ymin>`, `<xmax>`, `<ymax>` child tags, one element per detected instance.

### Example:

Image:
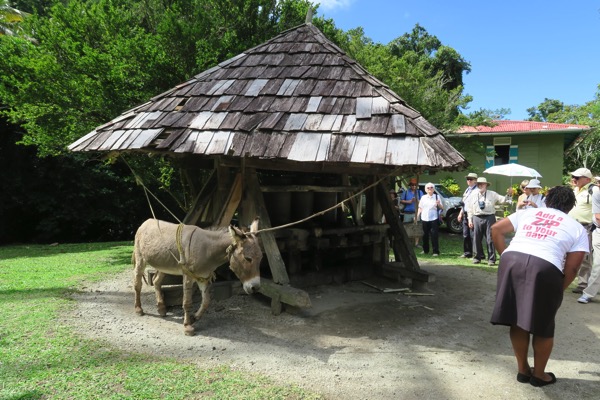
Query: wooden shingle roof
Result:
<box><xmin>69</xmin><ymin>23</ymin><xmax>467</xmax><ymax>173</ymax></box>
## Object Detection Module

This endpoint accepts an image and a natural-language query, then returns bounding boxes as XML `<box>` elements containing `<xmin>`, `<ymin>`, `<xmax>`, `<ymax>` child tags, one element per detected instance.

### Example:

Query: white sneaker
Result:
<box><xmin>432</xmin><ymin>253</ymin><xmax>439</xmax><ymax>257</ymax></box>
<box><xmin>577</xmin><ymin>294</ymin><xmax>592</xmax><ymax>304</ymax></box>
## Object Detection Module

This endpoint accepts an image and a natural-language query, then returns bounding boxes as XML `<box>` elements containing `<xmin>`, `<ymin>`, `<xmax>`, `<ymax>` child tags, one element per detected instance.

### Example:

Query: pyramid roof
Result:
<box><xmin>69</xmin><ymin>23</ymin><xmax>466</xmax><ymax>173</ymax></box>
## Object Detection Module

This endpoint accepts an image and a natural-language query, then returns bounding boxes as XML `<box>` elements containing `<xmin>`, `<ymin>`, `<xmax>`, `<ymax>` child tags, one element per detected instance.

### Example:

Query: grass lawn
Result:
<box><xmin>413</xmin><ymin>230</ymin><xmax>498</xmax><ymax>272</ymax></box>
<box><xmin>0</xmin><ymin>242</ymin><xmax>321</xmax><ymax>400</ymax></box>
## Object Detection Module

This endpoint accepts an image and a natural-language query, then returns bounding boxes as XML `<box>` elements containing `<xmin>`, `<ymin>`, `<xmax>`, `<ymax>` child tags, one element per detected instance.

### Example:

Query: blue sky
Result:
<box><xmin>316</xmin><ymin>0</ymin><xmax>600</xmax><ymax>120</ymax></box>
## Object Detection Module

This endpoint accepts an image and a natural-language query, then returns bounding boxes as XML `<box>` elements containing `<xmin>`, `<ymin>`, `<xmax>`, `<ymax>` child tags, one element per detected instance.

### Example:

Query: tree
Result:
<box><xmin>389</xmin><ymin>24</ymin><xmax>471</xmax><ymax>91</ymax></box>
<box><xmin>0</xmin><ymin>0</ymin><xmax>28</xmax><ymax>36</ymax></box>
<box><xmin>526</xmin><ymin>92</ymin><xmax>600</xmax><ymax>173</ymax></box>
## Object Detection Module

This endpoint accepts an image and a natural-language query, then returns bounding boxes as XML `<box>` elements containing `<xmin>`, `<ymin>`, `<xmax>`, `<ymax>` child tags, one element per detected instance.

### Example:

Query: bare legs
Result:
<box><xmin>509</xmin><ymin>325</ymin><xmax>555</xmax><ymax>382</ymax></box>
<box><xmin>509</xmin><ymin>325</ymin><xmax>531</xmax><ymax>375</ymax></box>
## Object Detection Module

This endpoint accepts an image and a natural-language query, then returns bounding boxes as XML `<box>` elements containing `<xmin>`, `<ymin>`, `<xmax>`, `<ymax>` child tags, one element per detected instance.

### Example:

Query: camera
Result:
<box><xmin>478</xmin><ymin>200</ymin><xmax>486</xmax><ymax>210</ymax></box>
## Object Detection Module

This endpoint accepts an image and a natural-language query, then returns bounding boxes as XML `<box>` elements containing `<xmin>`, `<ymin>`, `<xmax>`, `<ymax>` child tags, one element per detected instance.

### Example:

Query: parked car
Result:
<box><xmin>417</xmin><ymin>183</ymin><xmax>463</xmax><ymax>234</ymax></box>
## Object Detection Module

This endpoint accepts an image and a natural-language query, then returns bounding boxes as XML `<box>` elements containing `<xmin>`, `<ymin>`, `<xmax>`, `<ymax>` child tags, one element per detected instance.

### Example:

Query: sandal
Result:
<box><xmin>530</xmin><ymin>372</ymin><xmax>557</xmax><ymax>387</ymax></box>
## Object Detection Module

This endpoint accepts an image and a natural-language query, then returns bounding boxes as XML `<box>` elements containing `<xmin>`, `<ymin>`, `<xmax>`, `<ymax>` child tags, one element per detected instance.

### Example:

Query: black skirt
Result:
<box><xmin>490</xmin><ymin>251</ymin><xmax>564</xmax><ymax>338</ymax></box>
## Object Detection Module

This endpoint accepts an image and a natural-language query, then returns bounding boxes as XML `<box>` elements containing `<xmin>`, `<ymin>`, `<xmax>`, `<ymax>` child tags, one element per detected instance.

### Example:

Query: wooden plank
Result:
<box><xmin>245</xmin><ymin>170</ymin><xmax>290</xmax><ymax>285</ymax></box>
<box><xmin>244</xmin><ymin>79</ymin><xmax>269</xmax><ymax>97</ymax></box>
<box><xmin>371</xmin><ymin>97</ymin><xmax>390</xmax><ymax>114</ymax></box>
<box><xmin>183</xmin><ymin>170</ymin><xmax>217</xmax><ymax>225</ymax></box>
<box><xmin>306</xmin><ymin>96</ymin><xmax>322</xmax><ymax>112</ymax></box>
<box><xmin>315</xmin><ymin>133</ymin><xmax>331</xmax><ymax>161</ymax></box>
<box><xmin>287</xmin><ymin>132</ymin><xmax>320</xmax><ymax>161</ymax></box>
<box><xmin>216</xmin><ymin>173</ymin><xmax>243</xmax><ymax>227</ymax></box>
<box><xmin>283</xmin><ymin>113</ymin><xmax>308</xmax><ymax>131</ymax></box>
<box><xmin>258</xmin><ymin>278</ymin><xmax>312</xmax><ymax>309</ymax></box>
<box><xmin>304</xmin><ymin>114</ymin><xmax>323</xmax><ymax>130</ymax></box>
<box><xmin>192</xmin><ymin>131</ymin><xmax>214</xmax><ymax>154</ymax></box>
<box><xmin>377</xmin><ymin>183</ymin><xmax>421</xmax><ymax>272</ymax></box>
<box><xmin>389</xmin><ymin>114</ymin><xmax>406</xmax><ymax>134</ymax></box>
<box><xmin>365</xmin><ymin>136</ymin><xmax>388</xmax><ymax>164</ymax></box>
<box><xmin>189</xmin><ymin>111</ymin><xmax>213</xmax><ymax>129</ymax></box>
<box><xmin>350</xmin><ymin>136</ymin><xmax>370</xmax><ymax>163</ymax></box>
<box><xmin>386</xmin><ymin>136</ymin><xmax>420</xmax><ymax>165</ymax></box>
<box><xmin>205</xmin><ymin>131</ymin><xmax>231</xmax><ymax>154</ymax></box>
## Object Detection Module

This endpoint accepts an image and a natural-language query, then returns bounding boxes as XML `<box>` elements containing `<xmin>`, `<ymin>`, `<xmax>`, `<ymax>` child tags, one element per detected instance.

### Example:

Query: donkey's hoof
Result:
<box><xmin>135</xmin><ymin>308</ymin><xmax>144</xmax><ymax>316</ymax></box>
<box><xmin>157</xmin><ymin>304</ymin><xmax>167</xmax><ymax>317</ymax></box>
<box><xmin>184</xmin><ymin>325</ymin><xmax>195</xmax><ymax>336</ymax></box>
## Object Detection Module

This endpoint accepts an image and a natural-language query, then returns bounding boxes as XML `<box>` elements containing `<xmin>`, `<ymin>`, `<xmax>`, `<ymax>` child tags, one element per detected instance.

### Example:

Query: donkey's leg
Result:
<box><xmin>153</xmin><ymin>271</ymin><xmax>167</xmax><ymax>317</ymax></box>
<box><xmin>133</xmin><ymin>250</ymin><xmax>145</xmax><ymax>316</ymax></box>
<box><xmin>182</xmin><ymin>274</ymin><xmax>196</xmax><ymax>336</ymax></box>
<box><xmin>193</xmin><ymin>280</ymin><xmax>211</xmax><ymax>321</ymax></box>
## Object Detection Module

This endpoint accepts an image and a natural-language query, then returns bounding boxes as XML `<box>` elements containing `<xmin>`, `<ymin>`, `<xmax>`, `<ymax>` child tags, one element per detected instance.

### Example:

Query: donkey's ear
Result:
<box><xmin>229</xmin><ymin>225</ymin><xmax>245</xmax><ymax>245</ymax></box>
<box><xmin>249</xmin><ymin>217</ymin><xmax>260</xmax><ymax>233</ymax></box>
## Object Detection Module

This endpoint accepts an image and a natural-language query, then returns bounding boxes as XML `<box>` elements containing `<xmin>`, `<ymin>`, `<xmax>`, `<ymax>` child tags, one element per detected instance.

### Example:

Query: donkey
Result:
<box><xmin>133</xmin><ymin>218</ymin><xmax>262</xmax><ymax>335</ymax></box>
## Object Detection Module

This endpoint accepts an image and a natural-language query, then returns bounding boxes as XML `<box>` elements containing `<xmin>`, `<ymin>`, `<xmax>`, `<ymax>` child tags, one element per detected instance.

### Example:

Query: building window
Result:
<box><xmin>485</xmin><ymin>139</ymin><xmax>518</xmax><ymax>168</ymax></box>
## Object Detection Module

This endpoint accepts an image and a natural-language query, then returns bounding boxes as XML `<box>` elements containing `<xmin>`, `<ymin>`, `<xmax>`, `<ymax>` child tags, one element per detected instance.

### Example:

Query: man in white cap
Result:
<box><xmin>578</xmin><ymin>182</ymin><xmax>600</xmax><ymax>303</ymax></box>
<box><xmin>466</xmin><ymin>177</ymin><xmax>513</xmax><ymax>265</ymax></box>
<box><xmin>457</xmin><ymin>172</ymin><xmax>478</xmax><ymax>258</ymax></box>
<box><xmin>568</xmin><ymin>167</ymin><xmax>599</xmax><ymax>293</ymax></box>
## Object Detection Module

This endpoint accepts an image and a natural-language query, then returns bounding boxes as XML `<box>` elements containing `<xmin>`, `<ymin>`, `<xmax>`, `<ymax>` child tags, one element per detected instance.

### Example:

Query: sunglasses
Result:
<box><xmin>521</xmin><ymin>186</ymin><xmax>527</xmax><ymax>189</ymax></box>
<box><xmin>571</xmin><ymin>176</ymin><xmax>581</xmax><ymax>180</ymax></box>
<box><xmin>466</xmin><ymin>178</ymin><xmax>475</xmax><ymax>181</ymax></box>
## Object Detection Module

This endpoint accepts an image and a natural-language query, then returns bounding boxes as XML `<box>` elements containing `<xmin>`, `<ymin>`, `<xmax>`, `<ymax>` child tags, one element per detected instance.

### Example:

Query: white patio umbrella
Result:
<box><xmin>483</xmin><ymin>163</ymin><xmax>542</xmax><ymax>209</ymax></box>
<box><xmin>484</xmin><ymin>163</ymin><xmax>542</xmax><ymax>178</ymax></box>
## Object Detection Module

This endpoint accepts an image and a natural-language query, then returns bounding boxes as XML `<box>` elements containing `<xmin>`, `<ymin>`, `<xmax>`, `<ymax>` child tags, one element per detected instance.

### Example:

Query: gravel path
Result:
<box><xmin>66</xmin><ymin>261</ymin><xmax>600</xmax><ymax>399</ymax></box>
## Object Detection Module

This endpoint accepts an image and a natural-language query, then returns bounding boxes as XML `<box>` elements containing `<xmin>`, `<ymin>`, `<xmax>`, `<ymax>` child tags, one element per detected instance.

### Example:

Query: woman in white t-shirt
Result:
<box><xmin>417</xmin><ymin>183</ymin><xmax>443</xmax><ymax>256</ymax></box>
<box><xmin>490</xmin><ymin>186</ymin><xmax>588</xmax><ymax>387</ymax></box>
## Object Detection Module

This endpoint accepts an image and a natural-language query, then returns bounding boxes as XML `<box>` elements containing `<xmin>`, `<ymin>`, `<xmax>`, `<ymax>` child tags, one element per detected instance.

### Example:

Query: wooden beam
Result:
<box><xmin>376</xmin><ymin>182</ymin><xmax>420</xmax><ymax>272</ymax></box>
<box><xmin>244</xmin><ymin>169</ymin><xmax>290</xmax><ymax>284</ymax></box>
<box><xmin>260</xmin><ymin>184</ymin><xmax>362</xmax><ymax>193</ymax></box>
<box><xmin>183</xmin><ymin>170</ymin><xmax>217</xmax><ymax>225</ymax></box>
<box><xmin>216</xmin><ymin>173</ymin><xmax>243</xmax><ymax>227</ymax></box>
<box><xmin>258</xmin><ymin>278</ymin><xmax>312</xmax><ymax>311</ymax></box>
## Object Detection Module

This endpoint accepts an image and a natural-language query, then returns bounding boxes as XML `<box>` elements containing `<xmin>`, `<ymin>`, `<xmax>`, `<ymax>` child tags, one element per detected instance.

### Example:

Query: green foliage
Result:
<box><xmin>0</xmin><ymin>0</ymin><xmax>316</xmax><ymax>157</ymax></box>
<box><xmin>438</xmin><ymin>176</ymin><xmax>460</xmax><ymax>196</ymax></box>
<box><xmin>526</xmin><ymin>90</ymin><xmax>600</xmax><ymax>174</ymax></box>
<box><xmin>330</xmin><ymin>24</ymin><xmax>472</xmax><ymax>131</ymax></box>
<box><xmin>0</xmin><ymin>242</ymin><xmax>321</xmax><ymax>399</ymax></box>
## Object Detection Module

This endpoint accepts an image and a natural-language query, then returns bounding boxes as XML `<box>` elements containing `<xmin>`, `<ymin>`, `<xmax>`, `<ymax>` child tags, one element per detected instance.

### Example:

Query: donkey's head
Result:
<box><xmin>228</xmin><ymin>218</ymin><xmax>262</xmax><ymax>294</ymax></box>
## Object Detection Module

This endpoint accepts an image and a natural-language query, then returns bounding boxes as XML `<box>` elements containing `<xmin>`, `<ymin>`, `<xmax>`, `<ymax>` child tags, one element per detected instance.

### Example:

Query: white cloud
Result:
<box><xmin>316</xmin><ymin>0</ymin><xmax>355</xmax><ymax>11</ymax></box>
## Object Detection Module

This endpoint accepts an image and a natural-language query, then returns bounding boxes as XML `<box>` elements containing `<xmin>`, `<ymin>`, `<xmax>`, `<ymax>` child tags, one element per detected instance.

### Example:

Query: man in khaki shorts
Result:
<box><xmin>568</xmin><ymin>168</ymin><xmax>598</xmax><ymax>293</ymax></box>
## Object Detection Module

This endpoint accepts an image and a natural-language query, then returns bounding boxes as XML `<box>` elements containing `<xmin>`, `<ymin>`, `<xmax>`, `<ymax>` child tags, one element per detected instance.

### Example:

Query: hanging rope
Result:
<box><xmin>254</xmin><ymin>166</ymin><xmax>406</xmax><ymax>235</ymax></box>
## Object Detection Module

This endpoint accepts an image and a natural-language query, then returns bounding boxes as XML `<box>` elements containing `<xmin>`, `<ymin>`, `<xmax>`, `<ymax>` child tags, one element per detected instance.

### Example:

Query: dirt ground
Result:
<box><xmin>66</xmin><ymin>261</ymin><xmax>600</xmax><ymax>399</ymax></box>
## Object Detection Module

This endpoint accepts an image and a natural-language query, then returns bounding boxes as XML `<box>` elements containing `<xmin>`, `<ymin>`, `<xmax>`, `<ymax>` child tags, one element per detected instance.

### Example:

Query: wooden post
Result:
<box><xmin>377</xmin><ymin>181</ymin><xmax>420</xmax><ymax>272</ymax></box>
<box><xmin>216</xmin><ymin>173</ymin><xmax>243</xmax><ymax>227</ymax></box>
<box><xmin>183</xmin><ymin>170</ymin><xmax>217</xmax><ymax>225</ymax></box>
<box><xmin>243</xmin><ymin>169</ymin><xmax>290</xmax><ymax>285</ymax></box>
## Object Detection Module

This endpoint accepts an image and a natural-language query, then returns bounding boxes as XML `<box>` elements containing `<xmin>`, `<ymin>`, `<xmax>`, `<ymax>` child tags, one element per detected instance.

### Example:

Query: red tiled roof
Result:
<box><xmin>458</xmin><ymin>120</ymin><xmax>590</xmax><ymax>133</ymax></box>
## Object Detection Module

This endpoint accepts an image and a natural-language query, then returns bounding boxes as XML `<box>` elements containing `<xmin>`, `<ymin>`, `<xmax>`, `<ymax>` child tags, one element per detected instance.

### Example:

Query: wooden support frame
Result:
<box><xmin>243</xmin><ymin>168</ymin><xmax>291</xmax><ymax>285</ymax></box>
<box><xmin>376</xmin><ymin>181</ymin><xmax>420</xmax><ymax>272</ymax></box>
<box><xmin>183</xmin><ymin>170</ymin><xmax>217</xmax><ymax>225</ymax></box>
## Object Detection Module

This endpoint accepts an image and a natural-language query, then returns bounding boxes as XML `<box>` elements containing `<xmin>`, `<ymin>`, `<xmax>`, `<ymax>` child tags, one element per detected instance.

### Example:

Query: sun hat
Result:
<box><xmin>570</xmin><ymin>168</ymin><xmax>593</xmax><ymax>179</ymax></box>
<box><xmin>476</xmin><ymin>177</ymin><xmax>491</xmax><ymax>186</ymax></box>
<box><xmin>525</xmin><ymin>179</ymin><xmax>542</xmax><ymax>189</ymax></box>
<box><xmin>465</xmin><ymin>172</ymin><xmax>478</xmax><ymax>179</ymax></box>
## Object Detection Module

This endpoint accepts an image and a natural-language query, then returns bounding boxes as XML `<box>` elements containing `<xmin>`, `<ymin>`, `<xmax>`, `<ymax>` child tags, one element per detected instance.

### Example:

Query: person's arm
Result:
<box><xmin>516</xmin><ymin>193</ymin><xmax>527</xmax><ymax>209</ymax></box>
<box><xmin>491</xmin><ymin>217</ymin><xmax>514</xmax><ymax>255</ymax></box>
<box><xmin>563</xmin><ymin>252</ymin><xmax>587</xmax><ymax>290</ymax></box>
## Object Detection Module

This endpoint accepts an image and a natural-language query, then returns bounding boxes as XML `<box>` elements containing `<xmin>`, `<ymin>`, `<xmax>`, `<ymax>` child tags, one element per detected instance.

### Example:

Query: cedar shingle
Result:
<box><xmin>70</xmin><ymin>23</ymin><xmax>465</xmax><ymax>170</ymax></box>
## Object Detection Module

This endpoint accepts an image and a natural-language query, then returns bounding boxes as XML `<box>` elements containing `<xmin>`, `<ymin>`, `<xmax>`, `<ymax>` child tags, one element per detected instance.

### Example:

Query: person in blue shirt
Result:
<box><xmin>400</xmin><ymin>178</ymin><xmax>423</xmax><ymax>223</ymax></box>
